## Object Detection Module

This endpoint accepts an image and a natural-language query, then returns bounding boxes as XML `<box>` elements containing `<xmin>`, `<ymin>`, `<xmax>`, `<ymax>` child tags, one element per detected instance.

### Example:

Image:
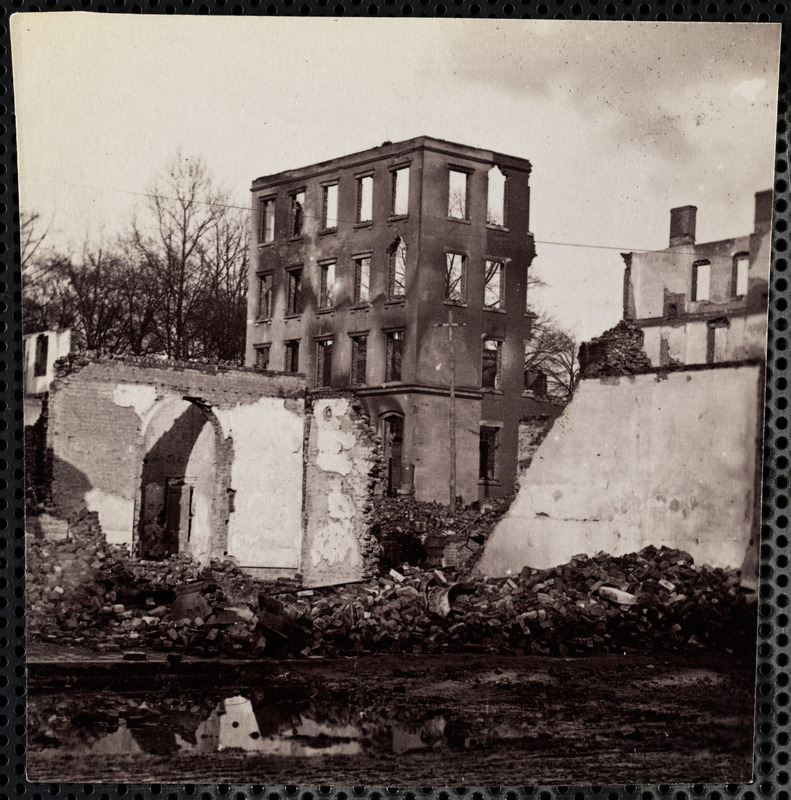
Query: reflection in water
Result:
<box><xmin>29</xmin><ymin>690</ymin><xmax>458</xmax><ymax>760</ymax></box>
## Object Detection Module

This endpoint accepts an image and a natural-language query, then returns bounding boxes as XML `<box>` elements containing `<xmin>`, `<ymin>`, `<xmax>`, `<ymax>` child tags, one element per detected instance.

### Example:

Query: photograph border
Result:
<box><xmin>1</xmin><ymin>6</ymin><xmax>788</xmax><ymax>799</ymax></box>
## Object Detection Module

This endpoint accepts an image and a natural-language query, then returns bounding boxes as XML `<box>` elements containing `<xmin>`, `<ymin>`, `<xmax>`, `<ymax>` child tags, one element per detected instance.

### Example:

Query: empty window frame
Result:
<box><xmin>316</xmin><ymin>338</ymin><xmax>334</xmax><ymax>387</ymax></box>
<box><xmin>254</xmin><ymin>344</ymin><xmax>271</xmax><ymax>371</ymax></box>
<box><xmin>448</xmin><ymin>169</ymin><xmax>470</xmax><ymax>220</ymax></box>
<box><xmin>391</xmin><ymin>166</ymin><xmax>409</xmax><ymax>216</ymax></box>
<box><xmin>733</xmin><ymin>252</ymin><xmax>749</xmax><ymax>297</ymax></box>
<box><xmin>479</xmin><ymin>425</ymin><xmax>499</xmax><ymax>482</ymax></box>
<box><xmin>284</xmin><ymin>340</ymin><xmax>300</xmax><ymax>373</ymax></box>
<box><xmin>290</xmin><ymin>190</ymin><xmax>305</xmax><ymax>237</ymax></box>
<box><xmin>350</xmin><ymin>334</ymin><xmax>368</xmax><ymax>386</ymax></box>
<box><xmin>322</xmin><ymin>183</ymin><xmax>339</xmax><ymax>231</ymax></box>
<box><xmin>33</xmin><ymin>333</ymin><xmax>48</xmax><ymax>378</ymax></box>
<box><xmin>385</xmin><ymin>330</ymin><xmax>404</xmax><ymax>382</ymax></box>
<box><xmin>357</xmin><ymin>175</ymin><xmax>373</xmax><ymax>223</ymax></box>
<box><xmin>487</xmin><ymin>166</ymin><xmax>507</xmax><ymax>227</ymax></box>
<box><xmin>482</xmin><ymin>338</ymin><xmax>502</xmax><ymax>389</ymax></box>
<box><xmin>354</xmin><ymin>256</ymin><xmax>371</xmax><ymax>304</ymax></box>
<box><xmin>445</xmin><ymin>252</ymin><xmax>467</xmax><ymax>304</ymax></box>
<box><xmin>692</xmin><ymin>260</ymin><xmax>711</xmax><ymax>302</ymax></box>
<box><xmin>319</xmin><ymin>261</ymin><xmax>336</xmax><ymax>310</ymax></box>
<box><xmin>260</xmin><ymin>197</ymin><xmax>276</xmax><ymax>243</ymax></box>
<box><xmin>286</xmin><ymin>268</ymin><xmax>303</xmax><ymax>315</ymax></box>
<box><xmin>257</xmin><ymin>272</ymin><xmax>273</xmax><ymax>319</ymax></box>
<box><xmin>484</xmin><ymin>259</ymin><xmax>505</xmax><ymax>309</ymax></box>
<box><xmin>388</xmin><ymin>237</ymin><xmax>407</xmax><ymax>299</ymax></box>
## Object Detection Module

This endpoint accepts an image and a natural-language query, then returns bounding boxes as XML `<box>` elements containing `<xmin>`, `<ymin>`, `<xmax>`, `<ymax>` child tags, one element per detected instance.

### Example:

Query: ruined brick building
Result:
<box><xmin>622</xmin><ymin>189</ymin><xmax>772</xmax><ymax>366</ymax></box>
<box><xmin>246</xmin><ymin>137</ymin><xmax>559</xmax><ymax>504</ymax></box>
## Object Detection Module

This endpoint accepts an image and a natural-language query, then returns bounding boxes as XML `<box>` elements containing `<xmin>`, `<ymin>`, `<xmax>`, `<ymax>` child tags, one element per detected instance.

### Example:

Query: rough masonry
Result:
<box><xmin>44</xmin><ymin>355</ymin><xmax>381</xmax><ymax>586</ymax></box>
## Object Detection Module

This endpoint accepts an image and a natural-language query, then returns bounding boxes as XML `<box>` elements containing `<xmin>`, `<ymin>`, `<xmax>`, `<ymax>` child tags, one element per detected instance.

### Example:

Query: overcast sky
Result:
<box><xmin>11</xmin><ymin>16</ymin><xmax>781</xmax><ymax>341</ymax></box>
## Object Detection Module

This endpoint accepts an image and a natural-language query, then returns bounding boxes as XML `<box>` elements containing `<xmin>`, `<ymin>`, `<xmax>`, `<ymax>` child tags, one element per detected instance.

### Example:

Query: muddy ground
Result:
<box><xmin>27</xmin><ymin>651</ymin><xmax>755</xmax><ymax>786</ymax></box>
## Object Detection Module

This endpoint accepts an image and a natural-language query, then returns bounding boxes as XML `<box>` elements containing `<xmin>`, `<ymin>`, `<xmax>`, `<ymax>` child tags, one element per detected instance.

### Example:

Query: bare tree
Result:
<box><xmin>194</xmin><ymin>206</ymin><xmax>249</xmax><ymax>364</ymax></box>
<box><xmin>65</xmin><ymin>247</ymin><xmax>127</xmax><ymax>352</ymax></box>
<box><xmin>21</xmin><ymin>157</ymin><xmax>249</xmax><ymax>363</ymax></box>
<box><xmin>524</xmin><ymin>313</ymin><xmax>580</xmax><ymax>401</ymax></box>
<box><xmin>131</xmin><ymin>155</ymin><xmax>227</xmax><ymax>360</ymax></box>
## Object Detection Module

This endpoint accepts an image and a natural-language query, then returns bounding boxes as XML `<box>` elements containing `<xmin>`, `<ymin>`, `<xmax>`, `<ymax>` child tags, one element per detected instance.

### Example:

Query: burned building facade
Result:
<box><xmin>246</xmin><ymin>137</ymin><xmax>556</xmax><ymax>503</ymax></box>
<box><xmin>622</xmin><ymin>189</ymin><xmax>772</xmax><ymax>367</ymax></box>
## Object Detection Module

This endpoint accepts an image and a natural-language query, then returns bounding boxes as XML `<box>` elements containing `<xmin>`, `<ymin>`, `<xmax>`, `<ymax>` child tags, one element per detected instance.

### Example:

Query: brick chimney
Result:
<box><xmin>753</xmin><ymin>189</ymin><xmax>773</xmax><ymax>234</ymax></box>
<box><xmin>669</xmin><ymin>205</ymin><xmax>697</xmax><ymax>247</ymax></box>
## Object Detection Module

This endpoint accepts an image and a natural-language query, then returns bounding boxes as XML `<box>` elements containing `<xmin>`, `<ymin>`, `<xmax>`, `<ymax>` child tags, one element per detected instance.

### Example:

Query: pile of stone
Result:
<box><xmin>27</xmin><ymin>512</ymin><xmax>755</xmax><ymax>658</ymax></box>
<box><xmin>293</xmin><ymin>546</ymin><xmax>754</xmax><ymax>657</ymax></box>
<box><xmin>26</xmin><ymin>509</ymin><xmax>290</xmax><ymax>655</ymax></box>
<box><xmin>578</xmin><ymin>320</ymin><xmax>654</xmax><ymax>379</ymax></box>
<box><xmin>371</xmin><ymin>496</ymin><xmax>511</xmax><ymax>573</ymax></box>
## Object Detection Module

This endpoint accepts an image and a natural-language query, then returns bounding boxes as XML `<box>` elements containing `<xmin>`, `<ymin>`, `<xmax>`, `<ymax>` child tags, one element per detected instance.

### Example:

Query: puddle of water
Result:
<box><xmin>30</xmin><ymin>691</ymin><xmax>460</xmax><ymax>760</ymax></box>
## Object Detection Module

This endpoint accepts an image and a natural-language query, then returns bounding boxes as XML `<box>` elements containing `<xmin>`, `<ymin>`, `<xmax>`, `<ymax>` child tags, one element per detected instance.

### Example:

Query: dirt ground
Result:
<box><xmin>27</xmin><ymin>651</ymin><xmax>755</xmax><ymax>786</ymax></box>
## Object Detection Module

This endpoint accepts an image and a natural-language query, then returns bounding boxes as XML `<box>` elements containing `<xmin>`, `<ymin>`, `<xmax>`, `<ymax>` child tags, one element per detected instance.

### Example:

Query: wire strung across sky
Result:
<box><xmin>20</xmin><ymin>174</ymin><xmax>728</xmax><ymax>282</ymax></box>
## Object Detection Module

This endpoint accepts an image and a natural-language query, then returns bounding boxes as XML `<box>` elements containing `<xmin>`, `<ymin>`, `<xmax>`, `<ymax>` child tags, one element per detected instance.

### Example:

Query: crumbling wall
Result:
<box><xmin>578</xmin><ymin>320</ymin><xmax>653</xmax><ymax>378</ymax></box>
<box><xmin>44</xmin><ymin>355</ymin><xmax>382</xmax><ymax>583</ymax></box>
<box><xmin>478</xmin><ymin>363</ymin><xmax>763</xmax><ymax>576</ymax></box>
<box><xmin>46</xmin><ymin>356</ymin><xmax>307</xmax><ymax>564</ymax></box>
<box><xmin>302</xmin><ymin>395</ymin><xmax>382</xmax><ymax>586</ymax></box>
<box><xmin>517</xmin><ymin>415</ymin><xmax>557</xmax><ymax>472</ymax></box>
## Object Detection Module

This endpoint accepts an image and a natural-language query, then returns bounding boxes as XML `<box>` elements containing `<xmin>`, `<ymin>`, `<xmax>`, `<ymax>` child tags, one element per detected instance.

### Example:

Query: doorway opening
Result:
<box><xmin>382</xmin><ymin>414</ymin><xmax>404</xmax><ymax>496</ymax></box>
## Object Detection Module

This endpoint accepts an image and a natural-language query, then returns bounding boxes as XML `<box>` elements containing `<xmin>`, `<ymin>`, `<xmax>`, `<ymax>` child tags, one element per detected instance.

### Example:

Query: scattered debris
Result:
<box><xmin>27</xmin><ymin>508</ymin><xmax>756</xmax><ymax>659</ymax></box>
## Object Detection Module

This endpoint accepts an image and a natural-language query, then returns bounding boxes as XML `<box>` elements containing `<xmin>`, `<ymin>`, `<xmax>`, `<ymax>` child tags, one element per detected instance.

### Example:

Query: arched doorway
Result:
<box><xmin>381</xmin><ymin>413</ymin><xmax>404</xmax><ymax>496</ymax></box>
<box><xmin>137</xmin><ymin>397</ymin><xmax>225</xmax><ymax>561</ymax></box>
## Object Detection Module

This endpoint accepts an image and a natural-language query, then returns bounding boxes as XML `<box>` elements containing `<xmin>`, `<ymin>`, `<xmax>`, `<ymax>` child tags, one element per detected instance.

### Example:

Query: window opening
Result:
<box><xmin>482</xmin><ymin>338</ymin><xmax>502</xmax><ymax>389</ymax></box>
<box><xmin>286</xmin><ymin>268</ymin><xmax>303</xmax><ymax>315</ymax></box>
<box><xmin>254</xmin><ymin>344</ymin><xmax>271</xmax><ymax>371</ymax></box>
<box><xmin>479</xmin><ymin>425</ymin><xmax>499</xmax><ymax>482</ymax></box>
<box><xmin>484</xmin><ymin>260</ymin><xmax>504</xmax><ymax>309</ymax></box>
<box><xmin>354</xmin><ymin>256</ymin><xmax>371</xmax><ymax>304</ymax></box>
<box><xmin>391</xmin><ymin>167</ymin><xmax>409</xmax><ymax>216</ymax></box>
<box><xmin>316</xmin><ymin>338</ymin><xmax>334</xmax><ymax>387</ymax></box>
<box><xmin>448</xmin><ymin>169</ymin><xmax>469</xmax><ymax>220</ymax></box>
<box><xmin>351</xmin><ymin>334</ymin><xmax>368</xmax><ymax>386</ymax></box>
<box><xmin>258</xmin><ymin>272</ymin><xmax>273</xmax><ymax>319</ymax></box>
<box><xmin>260</xmin><ymin>197</ymin><xmax>276</xmax><ymax>243</ymax></box>
<box><xmin>319</xmin><ymin>262</ymin><xmax>336</xmax><ymax>309</ymax></box>
<box><xmin>733</xmin><ymin>253</ymin><xmax>749</xmax><ymax>297</ymax></box>
<box><xmin>388</xmin><ymin>237</ymin><xmax>407</xmax><ymax>299</ymax></box>
<box><xmin>692</xmin><ymin>260</ymin><xmax>710</xmax><ymax>302</ymax></box>
<box><xmin>322</xmin><ymin>184</ymin><xmax>338</xmax><ymax>230</ymax></box>
<box><xmin>290</xmin><ymin>191</ymin><xmax>305</xmax><ymax>237</ymax></box>
<box><xmin>357</xmin><ymin>175</ymin><xmax>373</xmax><ymax>223</ymax></box>
<box><xmin>284</xmin><ymin>340</ymin><xmax>300</xmax><ymax>373</ymax></box>
<box><xmin>385</xmin><ymin>330</ymin><xmax>404</xmax><ymax>382</ymax></box>
<box><xmin>445</xmin><ymin>252</ymin><xmax>467</xmax><ymax>303</ymax></box>
<box><xmin>33</xmin><ymin>333</ymin><xmax>48</xmax><ymax>378</ymax></box>
<box><xmin>487</xmin><ymin>166</ymin><xmax>507</xmax><ymax>226</ymax></box>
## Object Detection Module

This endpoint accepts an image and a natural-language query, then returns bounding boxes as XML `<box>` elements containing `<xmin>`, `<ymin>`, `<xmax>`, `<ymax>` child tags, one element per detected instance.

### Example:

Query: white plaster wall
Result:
<box><xmin>215</xmin><ymin>398</ymin><xmax>305</xmax><ymax>569</ymax></box>
<box><xmin>303</xmin><ymin>397</ymin><xmax>365</xmax><ymax>586</ymax></box>
<box><xmin>84</xmin><ymin>488</ymin><xmax>135</xmax><ymax>545</ymax></box>
<box><xmin>642</xmin><ymin>326</ymin><xmax>662</xmax><ymax>366</ymax></box>
<box><xmin>478</xmin><ymin>365</ymin><xmax>762</xmax><ymax>575</ymax></box>
<box><xmin>184</xmin><ymin>422</ymin><xmax>217</xmax><ymax>563</ymax></box>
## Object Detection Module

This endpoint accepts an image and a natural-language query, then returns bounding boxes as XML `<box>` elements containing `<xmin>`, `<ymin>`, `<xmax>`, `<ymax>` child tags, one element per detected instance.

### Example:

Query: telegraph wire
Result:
<box><xmin>20</xmin><ymin>173</ymin><xmax>743</xmax><ymax>282</ymax></box>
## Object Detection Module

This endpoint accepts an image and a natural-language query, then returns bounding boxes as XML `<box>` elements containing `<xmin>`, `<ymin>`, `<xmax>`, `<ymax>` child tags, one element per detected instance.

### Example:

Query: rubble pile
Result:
<box><xmin>371</xmin><ymin>496</ymin><xmax>511</xmax><ymax>572</ymax></box>
<box><xmin>28</xmin><ymin>510</ymin><xmax>755</xmax><ymax>658</ymax></box>
<box><xmin>296</xmin><ymin>547</ymin><xmax>755</xmax><ymax>657</ymax></box>
<box><xmin>579</xmin><ymin>320</ymin><xmax>653</xmax><ymax>379</ymax></box>
<box><xmin>26</xmin><ymin>509</ymin><xmax>290</xmax><ymax>655</ymax></box>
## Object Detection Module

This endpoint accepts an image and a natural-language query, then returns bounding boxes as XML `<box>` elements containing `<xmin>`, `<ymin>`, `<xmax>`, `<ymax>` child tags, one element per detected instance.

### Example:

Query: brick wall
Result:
<box><xmin>44</xmin><ymin>355</ymin><xmax>382</xmax><ymax>585</ymax></box>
